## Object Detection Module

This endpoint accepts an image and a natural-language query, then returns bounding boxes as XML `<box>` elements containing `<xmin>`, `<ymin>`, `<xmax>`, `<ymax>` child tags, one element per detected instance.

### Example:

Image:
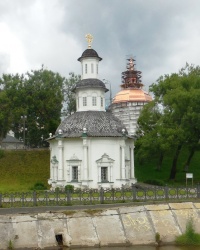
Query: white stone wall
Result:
<box><xmin>48</xmin><ymin>136</ymin><xmax>135</xmax><ymax>189</ymax></box>
<box><xmin>80</xmin><ymin>57</ymin><xmax>99</xmax><ymax>79</ymax></box>
<box><xmin>76</xmin><ymin>88</ymin><xmax>105</xmax><ymax>112</ymax></box>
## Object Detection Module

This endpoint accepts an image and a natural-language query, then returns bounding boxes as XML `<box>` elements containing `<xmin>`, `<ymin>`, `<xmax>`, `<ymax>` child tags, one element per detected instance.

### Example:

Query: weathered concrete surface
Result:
<box><xmin>67</xmin><ymin>211</ymin><xmax>99</xmax><ymax>248</ymax></box>
<box><xmin>119</xmin><ymin>206</ymin><xmax>155</xmax><ymax>245</ymax></box>
<box><xmin>0</xmin><ymin>202</ymin><xmax>200</xmax><ymax>249</ymax></box>
<box><xmin>92</xmin><ymin>209</ymin><xmax>127</xmax><ymax>246</ymax></box>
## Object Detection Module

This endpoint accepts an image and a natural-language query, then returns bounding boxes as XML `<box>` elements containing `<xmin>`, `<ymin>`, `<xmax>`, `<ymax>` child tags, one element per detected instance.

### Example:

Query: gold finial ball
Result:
<box><xmin>85</xmin><ymin>34</ymin><xmax>93</xmax><ymax>48</ymax></box>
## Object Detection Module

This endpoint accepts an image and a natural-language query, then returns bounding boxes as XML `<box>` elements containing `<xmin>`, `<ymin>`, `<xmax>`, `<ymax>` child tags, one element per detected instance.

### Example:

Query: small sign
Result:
<box><xmin>186</xmin><ymin>173</ymin><xmax>193</xmax><ymax>186</ymax></box>
<box><xmin>186</xmin><ymin>173</ymin><xmax>193</xmax><ymax>178</ymax></box>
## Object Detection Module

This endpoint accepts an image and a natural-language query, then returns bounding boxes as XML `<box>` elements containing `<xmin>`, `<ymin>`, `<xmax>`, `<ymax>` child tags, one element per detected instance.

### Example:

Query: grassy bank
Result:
<box><xmin>0</xmin><ymin>148</ymin><xmax>200</xmax><ymax>192</ymax></box>
<box><xmin>0</xmin><ymin>150</ymin><xmax>49</xmax><ymax>192</ymax></box>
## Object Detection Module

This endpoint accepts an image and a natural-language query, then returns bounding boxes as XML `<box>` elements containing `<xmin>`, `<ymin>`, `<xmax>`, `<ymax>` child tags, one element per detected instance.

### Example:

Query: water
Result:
<box><xmin>51</xmin><ymin>246</ymin><xmax>200</xmax><ymax>250</ymax></box>
<box><xmin>17</xmin><ymin>246</ymin><xmax>199</xmax><ymax>250</ymax></box>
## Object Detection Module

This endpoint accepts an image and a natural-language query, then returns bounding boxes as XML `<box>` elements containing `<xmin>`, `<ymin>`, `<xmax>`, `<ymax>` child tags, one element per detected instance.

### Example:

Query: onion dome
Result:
<box><xmin>55</xmin><ymin>111</ymin><xmax>127</xmax><ymax>138</ymax></box>
<box><xmin>113</xmin><ymin>89</ymin><xmax>152</xmax><ymax>103</ymax></box>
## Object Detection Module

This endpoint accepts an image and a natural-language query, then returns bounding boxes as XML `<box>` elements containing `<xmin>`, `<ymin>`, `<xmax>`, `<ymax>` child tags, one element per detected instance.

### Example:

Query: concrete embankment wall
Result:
<box><xmin>0</xmin><ymin>202</ymin><xmax>200</xmax><ymax>249</ymax></box>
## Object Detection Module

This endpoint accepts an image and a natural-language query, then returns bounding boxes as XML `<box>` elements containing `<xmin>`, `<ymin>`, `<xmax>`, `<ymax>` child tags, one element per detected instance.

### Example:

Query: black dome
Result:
<box><xmin>78</xmin><ymin>49</ymin><xmax>102</xmax><ymax>61</ymax></box>
<box><xmin>75</xmin><ymin>79</ymin><xmax>108</xmax><ymax>92</ymax></box>
<box><xmin>56</xmin><ymin>111</ymin><xmax>127</xmax><ymax>138</ymax></box>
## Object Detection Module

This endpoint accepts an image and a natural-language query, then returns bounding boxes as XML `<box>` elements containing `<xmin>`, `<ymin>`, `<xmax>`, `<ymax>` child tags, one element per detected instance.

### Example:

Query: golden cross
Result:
<box><xmin>85</xmin><ymin>34</ymin><xmax>93</xmax><ymax>48</ymax></box>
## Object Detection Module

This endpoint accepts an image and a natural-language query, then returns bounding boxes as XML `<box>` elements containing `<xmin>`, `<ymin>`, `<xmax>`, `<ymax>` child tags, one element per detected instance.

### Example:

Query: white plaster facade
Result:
<box><xmin>49</xmin><ymin>137</ymin><xmax>136</xmax><ymax>189</ymax></box>
<box><xmin>48</xmin><ymin>42</ymin><xmax>136</xmax><ymax>190</ymax></box>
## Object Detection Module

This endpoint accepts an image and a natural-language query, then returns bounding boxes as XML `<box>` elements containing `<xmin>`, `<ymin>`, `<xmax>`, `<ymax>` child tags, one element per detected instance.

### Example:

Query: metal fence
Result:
<box><xmin>1</xmin><ymin>184</ymin><xmax>200</xmax><ymax>208</ymax></box>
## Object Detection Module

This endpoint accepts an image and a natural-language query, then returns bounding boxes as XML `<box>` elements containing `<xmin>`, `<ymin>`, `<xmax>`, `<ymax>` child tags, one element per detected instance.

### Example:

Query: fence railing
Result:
<box><xmin>1</xmin><ymin>184</ymin><xmax>200</xmax><ymax>208</ymax></box>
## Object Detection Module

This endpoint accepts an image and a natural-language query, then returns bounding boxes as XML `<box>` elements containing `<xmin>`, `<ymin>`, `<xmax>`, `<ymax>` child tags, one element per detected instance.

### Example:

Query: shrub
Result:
<box><xmin>176</xmin><ymin>219</ymin><xmax>200</xmax><ymax>245</ymax></box>
<box><xmin>65</xmin><ymin>185</ymin><xmax>74</xmax><ymax>193</ymax></box>
<box><xmin>55</xmin><ymin>187</ymin><xmax>60</xmax><ymax>192</ymax></box>
<box><xmin>155</xmin><ymin>232</ymin><xmax>161</xmax><ymax>244</ymax></box>
<box><xmin>144</xmin><ymin>179</ymin><xmax>165</xmax><ymax>186</ymax></box>
<box><xmin>32</xmin><ymin>182</ymin><xmax>47</xmax><ymax>190</ymax></box>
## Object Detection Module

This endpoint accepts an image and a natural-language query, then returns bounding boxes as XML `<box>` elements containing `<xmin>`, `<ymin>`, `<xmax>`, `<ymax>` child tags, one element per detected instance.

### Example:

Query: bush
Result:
<box><xmin>65</xmin><ymin>185</ymin><xmax>74</xmax><ymax>193</ymax></box>
<box><xmin>31</xmin><ymin>182</ymin><xmax>47</xmax><ymax>190</ymax></box>
<box><xmin>176</xmin><ymin>219</ymin><xmax>200</xmax><ymax>245</ymax></box>
<box><xmin>144</xmin><ymin>179</ymin><xmax>165</xmax><ymax>186</ymax></box>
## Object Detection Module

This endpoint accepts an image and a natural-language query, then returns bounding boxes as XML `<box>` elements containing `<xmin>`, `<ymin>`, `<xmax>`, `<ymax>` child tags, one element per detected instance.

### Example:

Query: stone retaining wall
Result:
<box><xmin>0</xmin><ymin>202</ymin><xmax>200</xmax><ymax>249</ymax></box>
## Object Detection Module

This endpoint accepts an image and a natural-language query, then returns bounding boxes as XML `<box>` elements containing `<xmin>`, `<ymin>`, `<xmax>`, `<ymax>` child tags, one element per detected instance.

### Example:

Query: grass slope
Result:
<box><xmin>0</xmin><ymin>150</ymin><xmax>50</xmax><ymax>192</ymax></box>
<box><xmin>0</xmin><ymin>148</ymin><xmax>200</xmax><ymax>192</ymax></box>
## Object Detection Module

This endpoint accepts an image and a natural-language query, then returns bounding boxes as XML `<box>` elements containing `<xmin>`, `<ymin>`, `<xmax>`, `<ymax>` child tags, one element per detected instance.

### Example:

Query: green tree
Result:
<box><xmin>0</xmin><ymin>90</ymin><xmax>11</xmax><ymax>145</ymax></box>
<box><xmin>137</xmin><ymin>64</ymin><xmax>200</xmax><ymax>180</ymax></box>
<box><xmin>136</xmin><ymin>101</ymin><xmax>165</xmax><ymax>170</ymax></box>
<box><xmin>0</xmin><ymin>74</ymin><xmax>25</xmax><ymax>145</ymax></box>
<box><xmin>0</xmin><ymin>67</ymin><xmax>64</xmax><ymax>147</ymax></box>
<box><xmin>62</xmin><ymin>72</ymin><xmax>81</xmax><ymax>116</ymax></box>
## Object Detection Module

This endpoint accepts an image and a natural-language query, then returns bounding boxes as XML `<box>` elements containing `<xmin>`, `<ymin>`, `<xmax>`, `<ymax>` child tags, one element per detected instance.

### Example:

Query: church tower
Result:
<box><xmin>76</xmin><ymin>34</ymin><xmax>108</xmax><ymax>112</ymax></box>
<box><xmin>110</xmin><ymin>56</ymin><xmax>152</xmax><ymax>136</ymax></box>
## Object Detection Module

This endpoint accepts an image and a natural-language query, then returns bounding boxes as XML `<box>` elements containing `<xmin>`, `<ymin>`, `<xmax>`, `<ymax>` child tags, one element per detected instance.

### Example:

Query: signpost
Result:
<box><xmin>186</xmin><ymin>173</ymin><xmax>193</xmax><ymax>186</ymax></box>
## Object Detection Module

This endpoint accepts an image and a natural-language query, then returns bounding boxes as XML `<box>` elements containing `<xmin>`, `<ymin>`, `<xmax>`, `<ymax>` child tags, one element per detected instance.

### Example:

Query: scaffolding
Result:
<box><xmin>120</xmin><ymin>57</ymin><xmax>143</xmax><ymax>89</ymax></box>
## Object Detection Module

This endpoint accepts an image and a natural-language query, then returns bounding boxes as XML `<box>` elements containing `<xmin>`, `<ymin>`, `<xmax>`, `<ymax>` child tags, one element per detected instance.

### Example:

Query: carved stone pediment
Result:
<box><xmin>96</xmin><ymin>153</ymin><xmax>114</xmax><ymax>164</ymax></box>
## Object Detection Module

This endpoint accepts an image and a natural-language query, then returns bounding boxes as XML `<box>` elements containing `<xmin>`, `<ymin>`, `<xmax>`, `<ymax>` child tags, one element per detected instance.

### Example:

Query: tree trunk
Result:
<box><xmin>184</xmin><ymin>148</ymin><xmax>195</xmax><ymax>172</ymax></box>
<box><xmin>157</xmin><ymin>153</ymin><xmax>164</xmax><ymax>171</ymax></box>
<box><xmin>169</xmin><ymin>145</ymin><xmax>182</xmax><ymax>180</ymax></box>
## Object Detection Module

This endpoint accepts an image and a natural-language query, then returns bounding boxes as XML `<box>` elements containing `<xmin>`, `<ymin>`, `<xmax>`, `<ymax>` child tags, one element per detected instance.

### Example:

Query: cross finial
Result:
<box><xmin>85</xmin><ymin>33</ymin><xmax>93</xmax><ymax>48</ymax></box>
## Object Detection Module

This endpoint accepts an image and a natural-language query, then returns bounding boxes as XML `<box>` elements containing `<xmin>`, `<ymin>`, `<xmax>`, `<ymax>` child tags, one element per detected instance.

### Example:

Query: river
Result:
<box><xmin>46</xmin><ymin>246</ymin><xmax>200</xmax><ymax>250</ymax></box>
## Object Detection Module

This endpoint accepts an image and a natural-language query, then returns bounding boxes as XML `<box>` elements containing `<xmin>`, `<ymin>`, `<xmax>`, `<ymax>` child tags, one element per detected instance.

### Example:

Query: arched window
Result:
<box><xmin>91</xmin><ymin>63</ymin><xmax>94</xmax><ymax>73</ymax></box>
<box><xmin>92</xmin><ymin>96</ymin><xmax>97</xmax><ymax>106</ymax></box>
<box><xmin>85</xmin><ymin>64</ymin><xmax>87</xmax><ymax>74</ymax></box>
<box><xmin>83</xmin><ymin>96</ymin><xmax>87</xmax><ymax>106</ymax></box>
<box><xmin>101</xmin><ymin>97</ymin><xmax>103</xmax><ymax>107</ymax></box>
<box><xmin>96</xmin><ymin>64</ymin><xmax>98</xmax><ymax>74</ymax></box>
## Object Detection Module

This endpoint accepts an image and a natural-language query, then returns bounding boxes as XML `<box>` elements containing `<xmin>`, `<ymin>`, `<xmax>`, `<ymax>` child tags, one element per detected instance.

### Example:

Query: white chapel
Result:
<box><xmin>47</xmin><ymin>35</ymin><xmax>136</xmax><ymax>190</ymax></box>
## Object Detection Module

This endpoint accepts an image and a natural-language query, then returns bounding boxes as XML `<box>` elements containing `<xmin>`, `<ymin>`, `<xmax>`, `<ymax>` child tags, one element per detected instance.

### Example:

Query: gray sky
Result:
<box><xmin>0</xmin><ymin>0</ymin><xmax>200</xmax><ymax>96</ymax></box>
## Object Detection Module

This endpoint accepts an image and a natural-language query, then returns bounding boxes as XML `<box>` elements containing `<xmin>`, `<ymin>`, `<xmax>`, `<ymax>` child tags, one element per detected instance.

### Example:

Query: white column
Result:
<box><xmin>51</xmin><ymin>165</ymin><xmax>54</xmax><ymax>180</ymax></box>
<box><xmin>121</xmin><ymin>145</ymin><xmax>126</xmax><ymax>179</ymax></box>
<box><xmin>130</xmin><ymin>146</ymin><xmax>135</xmax><ymax>179</ymax></box>
<box><xmin>110</xmin><ymin>165</ymin><xmax>113</xmax><ymax>182</ymax></box>
<box><xmin>53</xmin><ymin>165</ymin><xmax>58</xmax><ymax>180</ymax></box>
<box><xmin>83</xmin><ymin>138</ymin><xmax>88</xmax><ymax>180</ymax></box>
<box><xmin>58</xmin><ymin>139</ymin><xmax>63</xmax><ymax>180</ymax></box>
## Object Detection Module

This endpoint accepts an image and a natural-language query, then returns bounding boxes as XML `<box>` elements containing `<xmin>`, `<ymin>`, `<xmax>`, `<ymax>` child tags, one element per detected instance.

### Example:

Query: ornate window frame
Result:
<box><xmin>66</xmin><ymin>154</ymin><xmax>82</xmax><ymax>183</ymax></box>
<box><xmin>96</xmin><ymin>153</ymin><xmax>114</xmax><ymax>183</ymax></box>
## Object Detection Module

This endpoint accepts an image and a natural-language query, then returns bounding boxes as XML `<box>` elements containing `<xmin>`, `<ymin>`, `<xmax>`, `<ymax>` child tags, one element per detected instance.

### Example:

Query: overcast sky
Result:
<box><xmin>0</xmin><ymin>0</ymin><xmax>200</xmax><ymax>96</ymax></box>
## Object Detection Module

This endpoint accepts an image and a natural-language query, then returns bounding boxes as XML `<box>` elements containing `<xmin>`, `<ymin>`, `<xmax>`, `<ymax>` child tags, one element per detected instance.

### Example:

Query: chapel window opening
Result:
<box><xmin>92</xmin><ymin>96</ymin><xmax>97</xmax><ymax>106</ymax></box>
<box><xmin>101</xmin><ymin>167</ymin><xmax>108</xmax><ymax>182</ymax></box>
<box><xmin>101</xmin><ymin>97</ymin><xmax>103</xmax><ymax>107</ymax></box>
<box><xmin>72</xmin><ymin>166</ymin><xmax>78</xmax><ymax>181</ymax></box>
<box><xmin>85</xmin><ymin>64</ymin><xmax>88</xmax><ymax>74</ymax></box>
<box><xmin>91</xmin><ymin>63</ymin><xmax>94</xmax><ymax>74</ymax></box>
<box><xmin>83</xmin><ymin>96</ymin><xmax>87</xmax><ymax>106</ymax></box>
<box><xmin>96</xmin><ymin>64</ymin><xmax>98</xmax><ymax>74</ymax></box>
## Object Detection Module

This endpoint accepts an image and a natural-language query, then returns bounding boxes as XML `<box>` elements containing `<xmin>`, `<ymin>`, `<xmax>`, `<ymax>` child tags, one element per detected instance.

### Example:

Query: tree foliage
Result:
<box><xmin>136</xmin><ymin>63</ymin><xmax>200</xmax><ymax>180</ymax></box>
<box><xmin>0</xmin><ymin>67</ymin><xmax>64</xmax><ymax>147</ymax></box>
<box><xmin>62</xmin><ymin>72</ymin><xmax>81</xmax><ymax>116</ymax></box>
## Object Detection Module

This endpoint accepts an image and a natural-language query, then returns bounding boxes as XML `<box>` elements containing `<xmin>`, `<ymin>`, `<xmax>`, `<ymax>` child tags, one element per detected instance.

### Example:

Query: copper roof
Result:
<box><xmin>112</xmin><ymin>88</ymin><xmax>152</xmax><ymax>103</ymax></box>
